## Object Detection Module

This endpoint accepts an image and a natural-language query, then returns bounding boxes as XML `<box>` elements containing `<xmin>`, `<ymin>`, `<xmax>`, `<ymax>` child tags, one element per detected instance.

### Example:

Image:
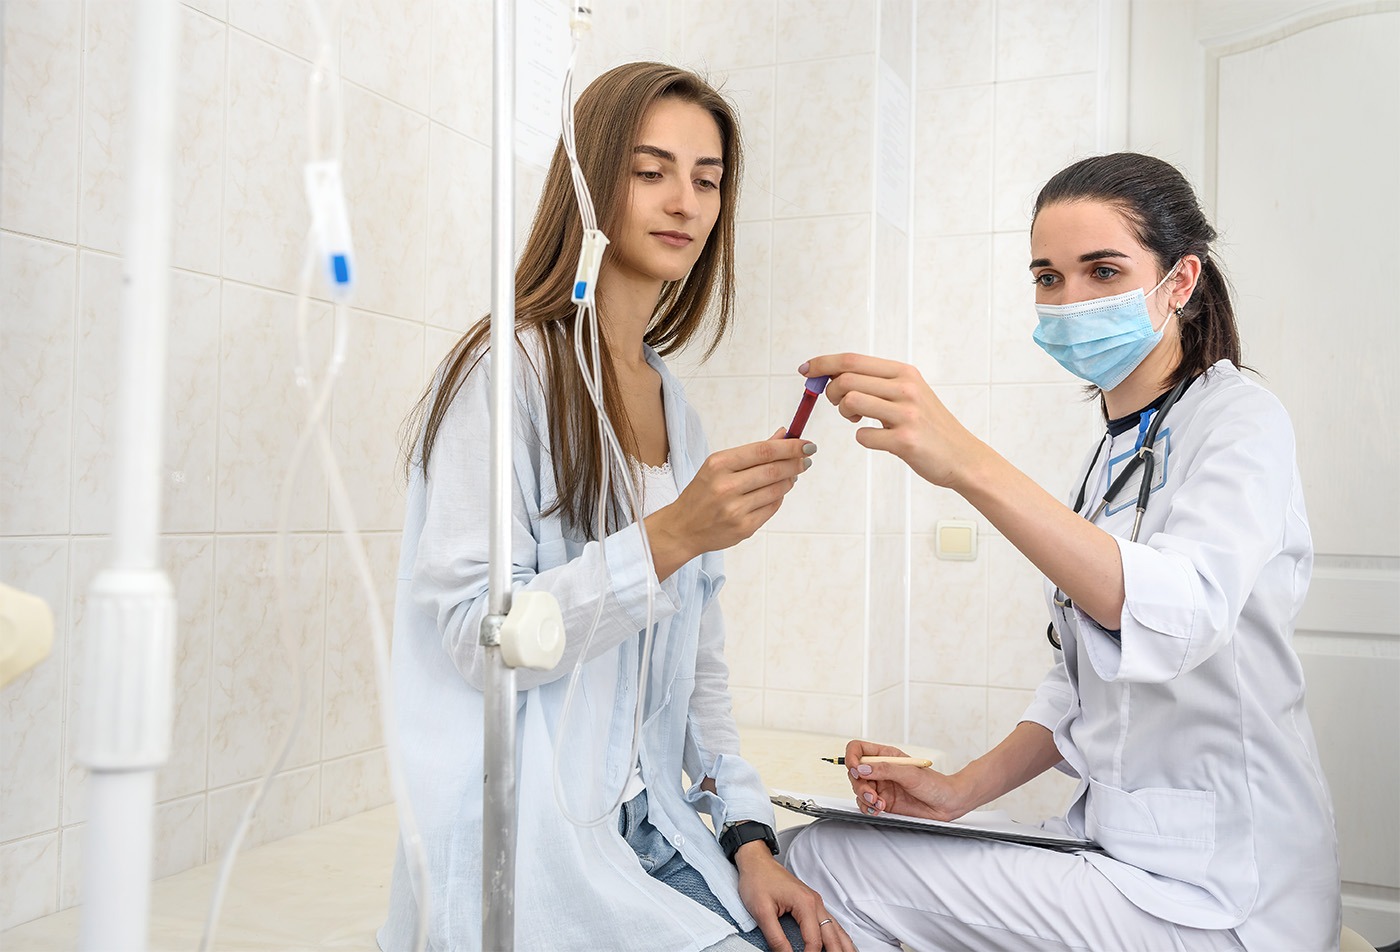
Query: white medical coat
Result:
<box><xmin>1023</xmin><ymin>361</ymin><xmax>1341</xmax><ymax>950</ymax></box>
<box><xmin>378</xmin><ymin>339</ymin><xmax>775</xmax><ymax>952</ymax></box>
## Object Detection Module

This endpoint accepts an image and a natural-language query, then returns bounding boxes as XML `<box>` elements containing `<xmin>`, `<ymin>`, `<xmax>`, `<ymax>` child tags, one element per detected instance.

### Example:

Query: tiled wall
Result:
<box><xmin>1</xmin><ymin>0</ymin><xmax>1117</xmax><ymax>931</ymax></box>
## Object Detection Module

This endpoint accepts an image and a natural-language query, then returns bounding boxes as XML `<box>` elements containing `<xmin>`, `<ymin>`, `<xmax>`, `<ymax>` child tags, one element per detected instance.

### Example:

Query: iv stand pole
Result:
<box><xmin>482</xmin><ymin>0</ymin><xmax>518</xmax><ymax>947</ymax></box>
<box><xmin>76</xmin><ymin>0</ymin><xmax>180</xmax><ymax>949</ymax></box>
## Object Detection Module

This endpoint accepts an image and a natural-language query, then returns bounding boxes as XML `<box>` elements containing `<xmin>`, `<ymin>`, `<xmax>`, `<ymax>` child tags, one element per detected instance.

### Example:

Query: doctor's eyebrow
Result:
<box><xmin>634</xmin><ymin>145</ymin><xmax>724</xmax><ymax>168</ymax></box>
<box><xmin>1028</xmin><ymin>249</ymin><xmax>1132</xmax><ymax>269</ymax></box>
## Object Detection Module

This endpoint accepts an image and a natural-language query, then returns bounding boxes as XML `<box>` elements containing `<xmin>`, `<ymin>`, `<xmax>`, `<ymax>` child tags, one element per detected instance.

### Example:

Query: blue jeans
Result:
<box><xmin>621</xmin><ymin>791</ymin><xmax>805</xmax><ymax>951</ymax></box>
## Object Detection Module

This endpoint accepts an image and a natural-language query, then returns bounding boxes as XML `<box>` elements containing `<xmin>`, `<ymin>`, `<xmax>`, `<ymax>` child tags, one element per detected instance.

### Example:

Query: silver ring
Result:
<box><xmin>818</xmin><ymin>918</ymin><xmax>834</xmax><ymax>927</ymax></box>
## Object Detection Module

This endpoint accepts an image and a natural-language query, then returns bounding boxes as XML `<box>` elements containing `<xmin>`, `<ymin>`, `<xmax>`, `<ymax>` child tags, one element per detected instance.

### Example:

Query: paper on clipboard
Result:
<box><xmin>771</xmin><ymin>789</ymin><xmax>1102</xmax><ymax>853</ymax></box>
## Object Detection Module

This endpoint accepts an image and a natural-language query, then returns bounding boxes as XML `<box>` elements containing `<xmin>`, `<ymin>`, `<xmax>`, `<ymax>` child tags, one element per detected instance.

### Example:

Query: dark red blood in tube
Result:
<box><xmin>786</xmin><ymin>389</ymin><xmax>819</xmax><ymax>439</ymax></box>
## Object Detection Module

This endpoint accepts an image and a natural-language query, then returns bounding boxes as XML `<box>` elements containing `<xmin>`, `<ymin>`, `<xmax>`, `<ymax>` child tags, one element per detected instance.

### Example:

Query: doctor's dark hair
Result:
<box><xmin>1033</xmin><ymin>153</ymin><xmax>1243</xmax><ymax>392</ymax></box>
<box><xmin>403</xmin><ymin>62</ymin><xmax>743</xmax><ymax>535</ymax></box>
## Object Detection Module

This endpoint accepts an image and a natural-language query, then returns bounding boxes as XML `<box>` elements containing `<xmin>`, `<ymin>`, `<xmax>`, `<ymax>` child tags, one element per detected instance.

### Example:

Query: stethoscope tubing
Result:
<box><xmin>1046</xmin><ymin>375</ymin><xmax>1195</xmax><ymax>649</ymax></box>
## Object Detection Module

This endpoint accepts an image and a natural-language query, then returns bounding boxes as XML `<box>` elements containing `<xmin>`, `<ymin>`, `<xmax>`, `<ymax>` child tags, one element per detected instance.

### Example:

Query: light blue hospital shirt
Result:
<box><xmin>378</xmin><ymin>337</ymin><xmax>774</xmax><ymax>952</ymax></box>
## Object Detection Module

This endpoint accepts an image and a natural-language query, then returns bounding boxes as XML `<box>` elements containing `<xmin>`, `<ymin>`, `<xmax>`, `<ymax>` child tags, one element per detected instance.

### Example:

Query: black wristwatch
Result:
<box><xmin>719</xmin><ymin>821</ymin><xmax>778</xmax><ymax>864</ymax></box>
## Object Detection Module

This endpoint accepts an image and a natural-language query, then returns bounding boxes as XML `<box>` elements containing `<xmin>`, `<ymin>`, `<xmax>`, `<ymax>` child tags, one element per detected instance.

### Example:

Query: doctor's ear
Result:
<box><xmin>1167</xmin><ymin>254</ymin><xmax>1204</xmax><ymax>313</ymax></box>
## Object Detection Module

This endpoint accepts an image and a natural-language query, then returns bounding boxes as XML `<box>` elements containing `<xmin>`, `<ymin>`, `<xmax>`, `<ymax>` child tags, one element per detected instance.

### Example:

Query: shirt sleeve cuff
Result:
<box><xmin>1081</xmin><ymin>535</ymin><xmax>1197</xmax><ymax>683</ymax></box>
<box><xmin>685</xmin><ymin>753</ymin><xmax>776</xmax><ymax>831</ymax></box>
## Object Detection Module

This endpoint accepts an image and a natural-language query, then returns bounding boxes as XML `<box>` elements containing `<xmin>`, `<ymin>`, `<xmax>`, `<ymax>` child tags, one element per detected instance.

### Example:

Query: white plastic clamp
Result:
<box><xmin>498</xmin><ymin>592</ymin><xmax>566</xmax><ymax>670</ymax></box>
<box><xmin>304</xmin><ymin>159</ymin><xmax>355</xmax><ymax>300</ymax></box>
<box><xmin>571</xmin><ymin>228</ymin><xmax>609</xmax><ymax>305</ymax></box>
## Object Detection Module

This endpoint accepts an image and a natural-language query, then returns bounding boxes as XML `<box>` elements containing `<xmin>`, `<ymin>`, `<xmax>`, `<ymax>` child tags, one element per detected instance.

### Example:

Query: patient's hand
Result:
<box><xmin>735</xmin><ymin>845</ymin><xmax>856</xmax><ymax>952</ymax></box>
<box><xmin>844</xmin><ymin>739</ymin><xmax>973</xmax><ymax>822</ymax></box>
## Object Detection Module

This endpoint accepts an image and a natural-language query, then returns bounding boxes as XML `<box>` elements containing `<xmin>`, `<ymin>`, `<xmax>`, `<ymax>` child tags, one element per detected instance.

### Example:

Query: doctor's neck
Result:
<box><xmin>1104</xmin><ymin>331</ymin><xmax>1184</xmax><ymax>419</ymax></box>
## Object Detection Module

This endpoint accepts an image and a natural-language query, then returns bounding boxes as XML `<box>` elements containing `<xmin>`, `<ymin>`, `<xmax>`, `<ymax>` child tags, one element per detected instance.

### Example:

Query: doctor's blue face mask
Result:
<box><xmin>1031</xmin><ymin>263</ymin><xmax>1180</xmax><ymax>391</ymax></box>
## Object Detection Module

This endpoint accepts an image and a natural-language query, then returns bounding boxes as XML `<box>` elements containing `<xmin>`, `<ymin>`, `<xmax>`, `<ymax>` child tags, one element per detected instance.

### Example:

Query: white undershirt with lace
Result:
<box><xmin>621</xmin><ymin>456</ymin><xmax>677</xmax><ymax>804</ymax></box>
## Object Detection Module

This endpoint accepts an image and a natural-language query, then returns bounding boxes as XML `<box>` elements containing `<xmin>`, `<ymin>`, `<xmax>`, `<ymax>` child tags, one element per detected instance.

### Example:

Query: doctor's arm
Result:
<box><xmin>803</xmin><ymin>353</ymin><xmax>1129</xmax><ymax>629</ymax></box>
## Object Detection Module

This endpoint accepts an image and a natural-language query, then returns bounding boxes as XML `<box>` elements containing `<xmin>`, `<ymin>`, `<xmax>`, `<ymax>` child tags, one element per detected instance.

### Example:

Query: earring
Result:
<box><xmin>1174</xmin><ymin>304</ymin><xmax>1184</xmax><ymax>317</ymax></box>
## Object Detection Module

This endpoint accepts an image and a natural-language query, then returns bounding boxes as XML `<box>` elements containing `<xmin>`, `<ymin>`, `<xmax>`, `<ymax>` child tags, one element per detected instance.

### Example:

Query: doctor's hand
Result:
<box><xmin>734</xmin><ymin>844</ymin><xmax>856</xmax><ymax>952</ymax></box>
<box><xmin>844</xmin><ymin>739</ymin><xmax>974</xmax><ymax>822</ymax></box>
<box><xmin>646</xmin><ymin>429</ymin><xmax>813</xmax><ymax>580</ymax></box>
<box><xmin>800</xmin><ymin>353</ymin><xmax>988</xmax><ymax>491</ymax></box>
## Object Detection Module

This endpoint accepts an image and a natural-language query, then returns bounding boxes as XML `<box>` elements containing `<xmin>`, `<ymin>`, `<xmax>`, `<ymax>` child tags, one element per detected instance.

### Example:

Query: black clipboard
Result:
<box><xmin>771</xmin><ymin>791</ymin><xmax>1102</xmax><ymax>854</ymax></box>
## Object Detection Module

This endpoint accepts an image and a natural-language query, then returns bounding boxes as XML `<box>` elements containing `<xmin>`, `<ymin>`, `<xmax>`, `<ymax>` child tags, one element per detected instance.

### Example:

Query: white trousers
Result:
<box><xmin>783</xmin><ymin>821</ymin><xmax>1246</xmax><ymax>952</ymax></box>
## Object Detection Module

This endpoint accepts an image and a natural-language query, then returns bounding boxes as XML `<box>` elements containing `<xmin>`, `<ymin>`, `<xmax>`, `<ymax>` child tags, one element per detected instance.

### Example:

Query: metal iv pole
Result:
<box><xmin>482</xmin><ymin>0</ymin><xmax>519</xmax><ymax>948</ymax></box>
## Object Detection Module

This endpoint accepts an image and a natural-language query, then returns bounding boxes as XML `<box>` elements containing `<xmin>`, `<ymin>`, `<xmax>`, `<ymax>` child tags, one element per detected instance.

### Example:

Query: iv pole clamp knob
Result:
<box><xmin>486</xmin><ymin>592</ymin><xmax>566</xmax><ymax>670</ymax></box>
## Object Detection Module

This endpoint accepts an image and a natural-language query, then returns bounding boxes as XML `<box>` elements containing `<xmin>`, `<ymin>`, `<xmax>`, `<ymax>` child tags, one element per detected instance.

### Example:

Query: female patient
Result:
<box><xmin>379</xmin><ymin>62</ymin><xmax>854</xmax><ymax>952</ymax></box>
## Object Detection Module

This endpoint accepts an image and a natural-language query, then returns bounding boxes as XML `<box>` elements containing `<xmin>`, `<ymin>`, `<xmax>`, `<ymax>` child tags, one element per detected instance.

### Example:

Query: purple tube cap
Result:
<box><xmin>805</xmin><ymin>375</ymin><xmax>831</xmax><ymax>395</ymax></box>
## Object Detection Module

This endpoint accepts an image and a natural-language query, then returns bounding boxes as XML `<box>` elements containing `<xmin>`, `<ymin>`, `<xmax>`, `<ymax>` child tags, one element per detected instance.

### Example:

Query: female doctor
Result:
<box><xmin>785</xmin><ymin>153</ymin><xmax>1340</xmax><ymax>950</ymax></box>
<box><xmin>380</xmin><ymin>62</ymin><xmax>854</xmax><ymax>952</ymax></box>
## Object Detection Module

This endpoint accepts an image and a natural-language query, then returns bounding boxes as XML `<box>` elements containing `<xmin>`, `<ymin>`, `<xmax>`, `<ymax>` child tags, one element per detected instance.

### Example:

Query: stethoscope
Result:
<box><xmin>1045</xmin><ymin>374</ymin><xmax>1194</xmax><ymax>650</ymax></box>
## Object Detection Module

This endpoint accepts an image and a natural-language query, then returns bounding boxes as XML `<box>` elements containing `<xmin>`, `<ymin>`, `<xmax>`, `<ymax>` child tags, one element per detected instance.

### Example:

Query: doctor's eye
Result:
<box><xmin>1032</xmin><ymin>272</ymin><xmax>1059</xmax><ymax>287</ymax></box>
<box><xmin>1092</xmin><ymin>265</ymin><xmax>1120</xmax><ymax>280</ymax></box>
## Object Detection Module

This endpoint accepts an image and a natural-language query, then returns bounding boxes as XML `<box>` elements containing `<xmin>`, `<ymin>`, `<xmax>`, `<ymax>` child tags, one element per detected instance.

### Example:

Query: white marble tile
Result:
<box><xmin>994</xmin><ymin>0</ymin><xmax>1099</xmax><ymax>83</ymax></box>
<box><xmin>681</xmin><ymin>375</ymin><xmax>770</xmax><ymax>459</ymax></box>
<box><xmin>773</xmin><ymin>56</ymin><xmax>874</xmax><ymax>219</ymax></box>
<box><xmin>868</xmin><ymin>533</ymin><xmax>906</xmax><ymax>693</ymax></box>
<box><xmin>986</xmin><ymin>535</ymin><xmax>1061</xmax><ymax>690</ymax></box>
<box><xmin>216</xmin><ymin>281</ymin><xmax>332</xmax><ymax>532</ymax></box>
<box><xmin>729</xmin><ymin>686</ymin><xmax>764</xmax><ymax>727</ymax></box>
<box><xmin>909</xmin><ymin>536</ymin><xmax>987</xmax><ymax>685</ymax></box>
<box><xmin>769</xmin><ymin>214</ymin><xmax>870</xmax><ymax>374</ymax></box>
<box><xmin>671</xmin><ymin>220</ymin><xmax>773</xmax><ymax>381</ymax></box>
<box><xmin>208</xmin><ymin>535</ymin><xmax>327</xmax><ymax>788</ymax></box>
<box><xmin>718</xmin><ymin>534</ymin><xmax>766</xmax><ymax>690</ymax></box>
<box><xmin>429</xmin><ymin>0</ymin><xmax>491</xmax><ymax>144</ymax></box>
<box><xmin>574</xmin><ymin>2</ymin><xmax>675</xmax><ymax>85</ymax></box>
<box><xmin>227</xmin><ymin>0</ymin><xmax>322</xmax><ymax>62</ymax></box>
<box><xmin>869</xmin><ymin>449</ymin><xmax>909</xmax><ymax>535</ymax></box>
<box><xmin>0</xmin><ymin>541</ymin><xmax>67</xmax><ymax>842</ymax></box>
<box><xmin>58</xmin><ymin>794</ymin><xmax>207</xmax><ymax>911</ymax></box>
<box><xmin>680</xmin><ymin>0</ymin><xmax>775</xmax><ymax>72</ymax></box>
<box><xmin>62</xmin><ymin>537</ymin><xmax>213</xmax><ymax>825</ymax></box>
<box><xmin>912</xmin><ymin>234</ymin><xmax>992</xmax><ymax>386</ymax></box>
<box><xmin>762</xmin><ymin>688</ymin><xmax>862</xmax><ymax>738</ymax></box>
<box><xmin>878</xmin><ymin>0</ymin><xmax>914</xmax><ymax>85</ymax></box>
<box><xmin>721</xmin><ymin>67</ymin><xmax>776</xmax><ymax>224</ymax></box>
<box><xmin>340</xmin><ymin>0</ymin><xmax>431</xmax><ymax>113</ymax></box>
<box><xmin>320</xmin><ymin>749</ymin><xmax>391</xmax><ymax>824</ymax></box>
<box><xmin>867</xmin><ymin>682</ymin><xmax>905</xmax><ymax>742</ymax></box>
<box><xmin>916</xmin><ymin>0</ymin><xmax>994</xmax><ymax>90</ymax></box>
<box><xmin>206</xmin><ymin>764</ymin><xmax>321</xmax><ymax>860</ymax></box>
<box><xmin>71</xmin><ymin>253</ymin><xmax>220</xmax><ymax>535</ymax></box>
<box><xmin>764</xmin><ymin>378</ymin><xmax>868</xmax><ymax>535</ymax></box>
<box><xmin>327</xmin><ymin>313</ymin><xmax>422</xmax><ymax>532</ymax></box>
<box><xmin>914</xmin><ymin>83</ymin><xmax>993</xmax><ymax>237</ymax></box>
<box><xmin>322</xmin><ymin>533</ymin><xmax>398</xmax><ymax>758</ymax></box>
<box><xmin>775</xmin><ymin>0</ymin><xmax>876</xmax><ymax>62</ymax></box>
<box><xmin>425</xmin><ymin>124</ymin><xmax>492</xmax><ymax>333</ymax></box>
<box><xmin>0</xmin><ymin>833</ymin><xmax>58</xmax><ymax>931</ymax></box>
<box><xmin>185</xmin><ymin>0</ymin><xmax>226</xmax><ymax>21</ymax></box>
<box><xmin>990</xmin><ymin>230</ymin><xmax>1085</xmax><ymax>384</ymax></box>
<box><xmin>223</xmin><ymin>30</ymin><xmax>312</xmax><ymax>295</ymax></box>
<box><xmin>908</xmin><ymin>385</ymin><xmax>988</xmax><ymax>529</ymax></box>
<box><xmin>988</xmin><ymin>382</ymin><xmax>1101</xmax><ymax>501</ymax></box>
<box><xmin>340</xmin><ymin>84</ymin><xmax>430</xmax><ymax>322</ymax></box>
<box><xmin>79</xmin><ymin>2</ymin><xmax>225</xmax><ymax>276</ymax></box>
<box><xmin>985</xmin><ymin>687</ymin><xmax>1077</xmax><ymax>822</ymax></box>
<box><xmin>424</xmin><ymin>325</ymin><xmax>464</xmax><ymax>387</ymax></box>
<box><xmin>992</xmin><ymin>73</ymin><xmax>1097</xmax><ymax>232</ymax></box>
<box><xmin>763</xmin><ymin>534</ymin><xmax>864</xmax><ymax>697</ymax></box>
<box><xmin>0</xmin><ymin>235</ymin><xmax>75</xmax><ymax>536</ymax></box>
<box><xmin>908</xmin><ymin>681</ymin><xmax>986</xmax><ymax>769</ymax></box>
<box><xmin>1</xmin><ymin>1</ymin><xmax>81</xmax><ymax>242</ymax></box>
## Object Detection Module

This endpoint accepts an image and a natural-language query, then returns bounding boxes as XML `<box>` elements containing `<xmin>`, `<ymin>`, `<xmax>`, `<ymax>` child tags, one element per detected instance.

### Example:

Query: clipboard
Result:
<box><xmin>771</xmin><ymin>790</ymin><xmax>1102</xmax><ymax>854</ymax></box>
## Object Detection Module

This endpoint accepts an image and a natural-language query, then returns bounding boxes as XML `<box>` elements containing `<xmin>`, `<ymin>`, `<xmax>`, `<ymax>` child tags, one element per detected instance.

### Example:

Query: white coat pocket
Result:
<box><xmin>1085</xmin><ymin>777</ymin><xmax>1216</xmax><ymax>886</ymax></box>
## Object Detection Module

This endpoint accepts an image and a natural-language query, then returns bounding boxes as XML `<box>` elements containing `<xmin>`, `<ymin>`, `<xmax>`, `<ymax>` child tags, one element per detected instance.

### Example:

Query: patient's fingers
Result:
<box><xmin>753</xmin><ymin>905</ymin><xmax>793</xmax><ymax>952</ymax></box>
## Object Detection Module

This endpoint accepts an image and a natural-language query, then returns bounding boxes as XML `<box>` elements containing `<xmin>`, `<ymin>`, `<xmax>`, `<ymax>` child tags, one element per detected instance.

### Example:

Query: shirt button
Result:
<box><xmin>673</xmin><ymin>834</ymin><xmax>685</xmax><ymax>847</ymax></box>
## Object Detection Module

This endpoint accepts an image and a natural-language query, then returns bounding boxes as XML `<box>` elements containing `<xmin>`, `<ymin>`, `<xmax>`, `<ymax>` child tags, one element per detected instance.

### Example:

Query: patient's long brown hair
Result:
<box><xmin>405</xmin><ymin>62</ymin><xmax>743</xmax><ymax>536</ymax></box>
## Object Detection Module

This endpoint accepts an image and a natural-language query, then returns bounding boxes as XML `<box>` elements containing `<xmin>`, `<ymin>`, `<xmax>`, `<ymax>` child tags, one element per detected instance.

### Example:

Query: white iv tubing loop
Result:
<box><xmin>550</xmin><ymin>30</ymin><xmax>663</xmax><ymax>830</ymax></box>
<box><xmin>200</xmin><ymin>3</ymin><xmax>428</xmax><ymax>950</ymax></box>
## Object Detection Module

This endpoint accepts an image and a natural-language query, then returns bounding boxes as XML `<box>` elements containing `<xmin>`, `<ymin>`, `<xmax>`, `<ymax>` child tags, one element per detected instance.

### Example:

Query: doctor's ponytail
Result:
<box><xmin>1033</xmin><ymin>153</ymin><xmax>1247</xmax><ymax>390</ymax></box>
